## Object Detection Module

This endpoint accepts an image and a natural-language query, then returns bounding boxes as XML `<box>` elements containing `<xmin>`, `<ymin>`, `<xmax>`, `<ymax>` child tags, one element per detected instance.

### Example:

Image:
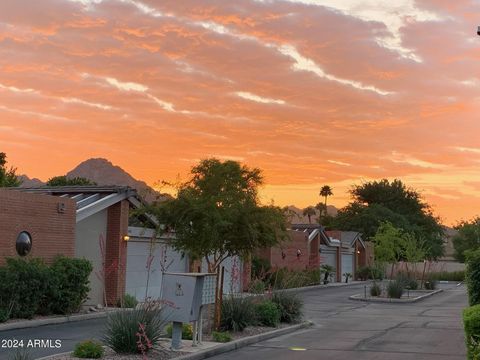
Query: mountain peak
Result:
<box><xmin>66</xmin><ymin>158</ymin><xmax>163</xmax><ymax>202</ymax></box>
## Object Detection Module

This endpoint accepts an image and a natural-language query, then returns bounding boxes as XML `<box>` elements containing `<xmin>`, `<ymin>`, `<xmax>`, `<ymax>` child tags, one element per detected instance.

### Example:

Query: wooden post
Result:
<box><xmin>214</xmin><ymin>266</ymin><xmax>225</xmax><ymax>331</ymax></box>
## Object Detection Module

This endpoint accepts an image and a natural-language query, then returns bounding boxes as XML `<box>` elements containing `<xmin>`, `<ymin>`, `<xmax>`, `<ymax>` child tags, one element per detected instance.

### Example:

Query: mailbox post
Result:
<box><xmin>162</xmin><ymin>273</ymin><xmax>209</xmax><ymax>350</ymax></box>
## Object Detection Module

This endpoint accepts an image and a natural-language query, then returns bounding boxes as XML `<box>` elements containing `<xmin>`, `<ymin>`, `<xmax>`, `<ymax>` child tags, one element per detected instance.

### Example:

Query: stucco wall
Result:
<box><xmin>76</xmin><ymin>209</ymin><xmax>108</xmax><ymax>306</ymax></box>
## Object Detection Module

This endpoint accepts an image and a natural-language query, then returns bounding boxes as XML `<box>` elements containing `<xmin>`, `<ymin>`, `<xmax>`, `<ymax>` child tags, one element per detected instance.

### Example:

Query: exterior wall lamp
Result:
<box><xmin>123</xmin><ymin>235</ymin><xmax>130</xmax><ymax>241</ymax></box>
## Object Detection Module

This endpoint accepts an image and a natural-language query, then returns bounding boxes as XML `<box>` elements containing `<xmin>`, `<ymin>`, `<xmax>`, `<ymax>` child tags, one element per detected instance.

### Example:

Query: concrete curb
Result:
<box><xmin>173</xmin><ymin>321</ymin><xmax>313</xmax><ymax>360</ymax></box>
<box><xmin>278</xmin><ymin>281</ymin><xmax>363</xmax><ymax>295</ymax></box>
<box><xmin>0</xmin><ymin>310</ymin><xmax>113</xmax><ymax>333</ymax></box>
<box><xmin>349</xmin><ymin>289</ymin><xmax>443</xmax><ymax>303</ymax></box>
<box><xmin>34</xmin><ymin>321</ymin><xmax>313</xmax><ymax>360</ymax></box>
<box><xmin>36</xmin><ymin>350</ymin><xmax>74</xmax><ymax>360</ymax></box>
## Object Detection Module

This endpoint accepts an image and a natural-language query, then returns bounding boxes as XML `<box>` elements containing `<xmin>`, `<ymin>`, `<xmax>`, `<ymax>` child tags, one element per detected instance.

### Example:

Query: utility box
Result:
<box><xmin>162</xmin><ymin>273</ymin><xmax>207</xmax><ymax>323</ymax></box>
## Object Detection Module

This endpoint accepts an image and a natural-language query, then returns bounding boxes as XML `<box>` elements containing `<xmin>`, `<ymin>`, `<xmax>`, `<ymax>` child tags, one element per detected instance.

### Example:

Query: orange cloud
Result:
<box><xmin>1</xmin><ymin>0</ymin><xmax>480</xmax><ymax>225</ymax></box>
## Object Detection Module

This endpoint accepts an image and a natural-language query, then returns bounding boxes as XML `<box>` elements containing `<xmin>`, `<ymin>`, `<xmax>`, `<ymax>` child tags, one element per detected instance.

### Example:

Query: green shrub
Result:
<box><xmin>396</xmin><ymin>273</ymin><xmax>418</xmax><ymax>290</ymax></box>
<box><xmin>165</xmin><ymin>323</ymin><xmax>193</xmax><ymax>340</ymax></box>
<box><xmin>212</xmin><ymin>331</ymin><xmax>232</xmax><ymax>343</ymax></box>
<box><xmin>356</xmin><ymin>266</ymin><xmax>384</xmax><ymax>281</ymax></box>
<box><xmin>430</xmin><ymin>271</ymin><xmax>465</xmax><ymax>282</ymax></box>
<box><xmin>370</xmin><ymin>282</ymin><xmax>381</xmax><ymax>297</ymax></box>
<box><xmin>248</xmin><ymin>279</ymin><xmax>266</xmax><ymax>294</ymax></box>
<box><xmin>466</xmin><ymin>250</ymin><xmax>480</xmax><ymax>306</ymax></box>
<box><xmin>119</xmin><ymin>294</ymin><xmax>138</xmax><ymax>309</ymax></box>
<box><xmin>103</xmin><ymin>307</ymin><xmax>168</xmax><ymax>354</ymax></box>
<box><xmin>272</xmin><ymin>291</ymin><xmax>303</xmax><ymax>323</ymax></box>
<box><xmin>387</xmin><ymin>280</ymin><xmax>403</xmax><ymax>299</ymax></box>
<box><xmin>464</xmin><ymin>304</ymin><xmax>480</xmax><ymax>360</ymax></box>
<box><xmin>0</xmin><ymin>257</ymin><xmax>93</xmax><ymax>320</ymax></box>
<box><xmin>255</xmin><ymin>300</ymin><xmax>281</xmax><ymax>327</ymax></box>
<box><xmin>220</xmin><ymin>296</ymin><xmax>256</xmax><ymax>332</ymax></box>
<box><xmin>47</xmin><ymin>256</ymin><xmax>93</xmax><ymax>315</ymax></box>
<box><xmin>391</xmin><ymin>271</ymin><xmax>418</xmax><ymax>290</ymax></box>
<box><xmin>73</xmin><ymin>340</ymin><xmax>104</xmax><ymax>359</ymax></box>
<box><xmin>1</xmin><ymin>258</ymin><xmax>50</xmax><ymax>319</ymax></box>
<box><xmin>0</xmin><ymin>308</ymin><xmax>9</xmax><ymax>323</ymax></box>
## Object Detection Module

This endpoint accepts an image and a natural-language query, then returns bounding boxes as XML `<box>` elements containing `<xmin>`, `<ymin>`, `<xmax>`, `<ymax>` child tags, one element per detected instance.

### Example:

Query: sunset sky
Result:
<box><xmin>1</xmin><ymin>0</ymin><xmax>480</xmax><ymax>225</ymax></box>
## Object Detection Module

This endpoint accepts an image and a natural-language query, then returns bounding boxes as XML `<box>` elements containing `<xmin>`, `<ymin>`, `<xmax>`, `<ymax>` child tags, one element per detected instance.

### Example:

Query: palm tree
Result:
<box><xmin>319</xmin><ymin>185</ymin><xmax>333</xmax><ymax>218</ymax></box>
<box><xmin>302</xmin><ymin>206</ymin><xmax>316</xmax><ymax>224</ymax></box>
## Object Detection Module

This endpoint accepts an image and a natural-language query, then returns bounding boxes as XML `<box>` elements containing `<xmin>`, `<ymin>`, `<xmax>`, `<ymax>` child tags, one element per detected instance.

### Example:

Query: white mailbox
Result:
<box><xmin>162</xmin><ymin>273</ymin><xmax>207</xmax><ymax>323</ymax></box>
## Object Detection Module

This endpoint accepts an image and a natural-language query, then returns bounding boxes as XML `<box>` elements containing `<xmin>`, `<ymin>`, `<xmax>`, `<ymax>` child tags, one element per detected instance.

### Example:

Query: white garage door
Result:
<box><xmin>341</xmin><ymin>253</ymin><xmax>353</xmax><ymax>282</ymax></box>
<box><xmin>320</xmin><ymin>249</ymin><xmax>337</xmax><ymax>282</ymax></box>
<box><xmin>126</xmin><ymin>241</ymin><xmax>187</xmax><ymax>301</ymax></box>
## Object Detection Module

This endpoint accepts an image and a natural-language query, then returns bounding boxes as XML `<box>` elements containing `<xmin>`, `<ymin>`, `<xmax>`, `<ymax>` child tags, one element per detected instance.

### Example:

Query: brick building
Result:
<box><xmin>2</xmin><ymin>186</ymin><xmax>138</xmax><ymax>306</ymax></box>
<box><xmin>257</xmin><ymin>224</ymin><xmax>368</xmax><ymax>282</ymax></box>
<box><xmin>1</xmin><ymin>186</ymin><xmax>250</xmax><ymax>306</ymax></box>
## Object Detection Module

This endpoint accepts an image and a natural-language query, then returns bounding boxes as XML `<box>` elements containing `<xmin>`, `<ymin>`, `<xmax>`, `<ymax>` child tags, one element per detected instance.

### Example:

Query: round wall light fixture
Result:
<box><xmin>16</xmin><ymin>231</ymin><xmax>32</xmax><ymax>256</ymax></box>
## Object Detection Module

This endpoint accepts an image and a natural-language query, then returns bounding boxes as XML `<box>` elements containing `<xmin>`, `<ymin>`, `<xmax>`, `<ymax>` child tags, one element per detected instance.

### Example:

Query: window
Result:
<box><xmin>16</xmin><ymin>231</ymin><xmax>32</xmax><ymax>256</ymax></box>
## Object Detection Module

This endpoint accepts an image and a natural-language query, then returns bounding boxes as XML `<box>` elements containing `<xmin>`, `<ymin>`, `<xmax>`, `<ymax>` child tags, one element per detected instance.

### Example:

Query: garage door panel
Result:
<box><xmin>126</xmin><ymin>241</ymin><xmax>187</xmax><ymax>301</ymax></box>
<box><xmin>341</xmin><ymin>254</ymin><xmax>353</xmax><ymax>282</ymax></box>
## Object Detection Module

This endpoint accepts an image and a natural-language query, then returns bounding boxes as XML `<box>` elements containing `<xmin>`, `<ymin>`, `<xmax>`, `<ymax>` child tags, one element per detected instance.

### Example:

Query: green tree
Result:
<box><xmin>373</xmin><ymin>222</ymin><xmax>403</xmax><ymax>278</ymax></box>
<box><xmin>0</xmin><ymin>152</ymin><xmax>21</xmax><ymax>187</ymax></box>
<box><xmin>332</xmin><ymin>179</ymin><xmax>443</xmax><ymax>259</ymax></box>
<box><xmin>453</xmin><ymin>218</ymin><xmax>480</xmax><ymax>263</ymax></box>
<box><xmin>302</xmin><ymin>206</ymin><xmax>316</xmax><ymax>224</ymax></box>
<box><xmin>46</xmin><ymin>176</ymin><xmax>96</xmax><ymax>186</ymax></box>
<box><xmin>148</xmin><ymin>158</ymin><xmax>288</xmax><ymax>272</ymax></box>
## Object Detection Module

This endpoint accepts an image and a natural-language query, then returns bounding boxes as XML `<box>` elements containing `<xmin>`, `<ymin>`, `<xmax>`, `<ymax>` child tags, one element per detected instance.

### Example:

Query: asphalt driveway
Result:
<box><xmin>211</xmin><ymin>282</ymin><xmax>467</xmax><ymax>360</ymax></box>
<box><xmin>0</xmin><ymin>282</ymin><xmax>467</xmax><ymax>359</ymax></box>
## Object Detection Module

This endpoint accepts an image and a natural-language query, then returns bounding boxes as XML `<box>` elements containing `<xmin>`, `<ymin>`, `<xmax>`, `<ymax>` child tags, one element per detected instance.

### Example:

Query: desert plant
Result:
<box><xmin>255</xmin><ymin>300</ymin><xmax>281</xmax><ymax>327</ymax></box>
<box><xmin>220</xmin><ymin>296</ymin><xmax>256</xmax><ymax>332</ymax></box>
<box><xmin>73</xmin><ymin>340</ymin><xmax>104</xmax><ymax>359</ymax></box>
<box><xmin>103</xmin><ymin>307</ymin><xmax>168</xmax><ymax>354</ymax></box>
<box><xmin>272</xmin><ymin>291</ymin><xmax>303</xmax><ymax>323</ymax></box>
<box><xmin>165</xmin><ymin>323</ymin><xmax>193</xmax><ymax>340</ymax></box>
<box><xmin>370</xmin><ymin>282</ymin><xmax>382</xmax><ymax>297</ymax></box>
<box><xmin>248</xmin><ymin>279</ymin><xmax>266</xmax><ymax>294</ymax></box>
<box><xmin>212</xmin><ymin>331</ymin><xmax>232</xmax><ymax>343</ymax></box>
<box><xmin>251</xmin><ymin>257</ymin><xmax>271</xmax><ymax>280</ymax></box>
<box><xmin>119</xmin><ymin>294</ymin><xmax>138</xmax><ymax>309</ymax></box>
<box><xmin>343</xmin><ymin>272</ymin><xmax>352</xmax><ymax>283</ymax></box>
<box><xmin>424</xmin><ymin>279</ymin><xmax>437</xmax><ymax>290</ymax></box>
<box><xmin>9</xmin><ymin>348</ymin><xmax>32</xmax><ymax>360</ymax></box>
<box><xmin>356</xmin><ymin>265</ymin><xmax>385</xmax><ymax>281</ymax></box>
<box><xmin>320</xmin><ymin>264</ymin><xmax>335</xmax><ymax>284</ymax></box>
<box><xmin>463</xmin><ymin>304</ymin><xmax>480</xmax><ymax>360</ymax></box>
<box><xmin>387</xmin><ymin>280</ymin><xmax>404</xmax><ymax>299</ymax></box>
<box><xmin>466</xmin><ymin>249</ymin><xmax>480</xmax><ymax>306</ymax></box>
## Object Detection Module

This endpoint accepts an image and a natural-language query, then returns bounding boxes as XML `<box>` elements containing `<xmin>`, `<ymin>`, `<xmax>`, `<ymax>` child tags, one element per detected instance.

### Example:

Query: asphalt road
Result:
<box><xmin>211</xmin><ymin>282</ymin><xmax>468</xmax><ymax>360</ymax></box>
<box><xmin>0</xmin><ymin>317</ymin><xmax>105</xmax><ymax>359</ymax></box>
<box><xmin>0</xmin><ymin>283</ymin><xmax>467</xmax><ymax>359</ymax></box>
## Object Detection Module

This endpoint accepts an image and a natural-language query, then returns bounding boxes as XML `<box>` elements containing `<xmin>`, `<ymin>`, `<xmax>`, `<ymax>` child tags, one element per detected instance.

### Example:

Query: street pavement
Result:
<box><xmin>0</xmin><ymin>282</ymin><xmax>467</xmax><ymax>359</ymax></box>
<box><xmin>210</xmin><ymin>282</ymin><xmax>468</xmax><ymax>360</ymax></box>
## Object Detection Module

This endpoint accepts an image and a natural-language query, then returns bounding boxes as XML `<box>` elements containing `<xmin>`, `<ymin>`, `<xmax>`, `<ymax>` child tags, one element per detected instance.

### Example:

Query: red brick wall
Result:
<box><xmin>269</xmin><ymin>230</ymin><xmax>311</xmax><ymax>271</ymax></box>
<box><xmin>105</xmin><ymin>200</ymin><xmax>129</xmax><ymax>305</ymax></box>
<box><xmin>0</xmin><ymin>190</ymin><xmax>76</xmax><ymax>265</ymax></box>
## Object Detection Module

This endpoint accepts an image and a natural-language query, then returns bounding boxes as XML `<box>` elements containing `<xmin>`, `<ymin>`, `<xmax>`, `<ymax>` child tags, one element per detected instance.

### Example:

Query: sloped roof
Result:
<box><xmin>13</xmin><ymin>186</ymin><xmax>141</xmax><ymax>222</ymax></box>
<box><xmin>340</xmin><ymin>231</ymin><xmax>365</xmax><ymax>249</ymax></box>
